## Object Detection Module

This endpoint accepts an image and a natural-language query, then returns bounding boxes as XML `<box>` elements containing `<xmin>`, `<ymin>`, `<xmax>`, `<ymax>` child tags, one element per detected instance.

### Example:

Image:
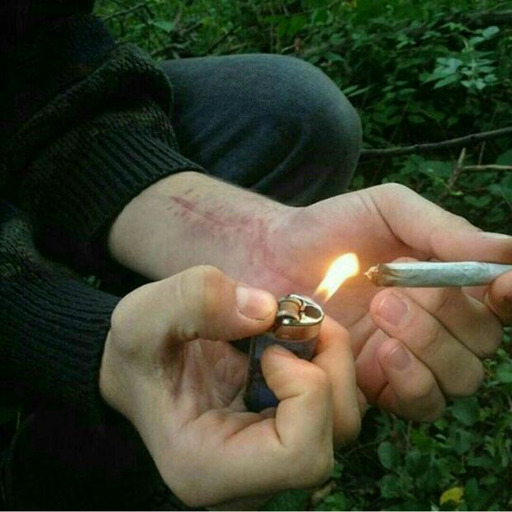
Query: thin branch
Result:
<box><xmin>448</xmin><ymin>147</ymin><xmax>467</xmax><ymax>188</ymax></box>
<box><xmin>102</xmin><ymin>3</ymin><xmax>146</xmax><ymax>22</ymax></box>
<box><xmin>204</xmin><ymin>26</ymin><xmax>241</xmax><ymax>55</ymax></box>
<box><xmin>359</xmin><ymin>127</ymin><xmax>512</xmax><ymax>160</ymax></box>
<box><xmin>465</xmin><ymin>10</ymin><xmax>512</xmax><ymax>27</ymax></box>
<box><xmin>150</xmin><ymin>20</ymin><xmax>203</xmax><ymax>58</ymax></box>
<box><xmin>462</xmin><ymin>164</ymin><xmax>512</xmax><ymax>172</ymax></box>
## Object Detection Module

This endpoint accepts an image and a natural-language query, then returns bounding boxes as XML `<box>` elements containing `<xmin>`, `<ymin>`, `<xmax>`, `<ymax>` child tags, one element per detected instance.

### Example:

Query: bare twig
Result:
<box><xmin>103</xmin><ymin>2</ymin><xmax>146</xmax><ymax>22</ymax></box>
<box><xmin>360</xmin><ymin>127</ymin><xmax>512</xmax><ymax>160</ymax></box>
<box><xmin>448</xmin><ymin>147</ymin><xmax>467</xmax><ymax>189</ymax></box>
<box><xmin>204</xmin><ymin>26</ymin><xmax>241</xmax><ymax>55</ymax></box>
<box><xmin>465</xmin><ymin>10</ymin><xmax>512</xmax><ymax>27</ymax></box>
<box><xmin>461</xmin><ymin>164</ymin><xmax>512</xmax><ymax>172</ymax></box>
<box><xmin>150</xmin><ymin>20</ymin><xmax>203</xmax><ymax>58</ymax></box>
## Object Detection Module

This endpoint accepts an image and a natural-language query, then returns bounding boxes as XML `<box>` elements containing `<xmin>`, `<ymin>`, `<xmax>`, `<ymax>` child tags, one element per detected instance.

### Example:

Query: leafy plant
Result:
<box><xmin>95</xmin><ymin>0</ymin><xmax>512</xmax><ymax>509</ymax></box>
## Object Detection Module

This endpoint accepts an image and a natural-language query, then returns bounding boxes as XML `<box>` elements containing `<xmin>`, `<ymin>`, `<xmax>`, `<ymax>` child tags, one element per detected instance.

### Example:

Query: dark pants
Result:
<box><xmin>3</xmin><ymin>54</ymin><xmax>361</xmax><ymax>510</ymax></box>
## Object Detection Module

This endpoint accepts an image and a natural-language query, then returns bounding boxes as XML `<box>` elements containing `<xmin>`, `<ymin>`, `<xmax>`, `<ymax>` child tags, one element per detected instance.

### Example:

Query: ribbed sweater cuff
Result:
<box><xmin>27</xmin><ymin>129</ymin><xmax>204</xmax><ymax>270</ymax></box>
<box><xmin>1</xmin><ymin>268</ymin><xmax>119</xmax><ymax>421</ymax></box>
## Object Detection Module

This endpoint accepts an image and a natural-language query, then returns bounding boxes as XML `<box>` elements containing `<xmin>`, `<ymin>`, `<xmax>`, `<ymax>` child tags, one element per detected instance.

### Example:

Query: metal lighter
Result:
<box><xmin>243</xmin><ymin>293</ymin><xmax>324</xmax><ymax>413</ymax></box>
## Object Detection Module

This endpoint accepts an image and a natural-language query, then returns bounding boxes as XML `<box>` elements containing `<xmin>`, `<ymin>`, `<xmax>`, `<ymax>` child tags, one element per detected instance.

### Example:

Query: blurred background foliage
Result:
<box><xmin>94</xmin><ymin>0</ymin><xmax>512</xmax><ymax>509</ymax></box>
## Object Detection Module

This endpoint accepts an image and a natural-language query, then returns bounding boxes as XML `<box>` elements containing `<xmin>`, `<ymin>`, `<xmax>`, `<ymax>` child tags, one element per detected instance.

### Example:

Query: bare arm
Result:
<box><xmin>107</xmin><ymin>176</ymin><xmax>512</xmax><ymax>423</ymax></box>
<box><xmin>108</xmin><ymin>171</ymin><xmax>293</xmax><ymax>291</ymax></box>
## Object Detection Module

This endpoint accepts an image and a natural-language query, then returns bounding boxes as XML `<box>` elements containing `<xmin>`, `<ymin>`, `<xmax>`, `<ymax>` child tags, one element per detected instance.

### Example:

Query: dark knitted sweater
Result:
<box><xmin>0</xmin><ymin>1</ymin><xmax>203</xmax><ymax>422</ymax></box>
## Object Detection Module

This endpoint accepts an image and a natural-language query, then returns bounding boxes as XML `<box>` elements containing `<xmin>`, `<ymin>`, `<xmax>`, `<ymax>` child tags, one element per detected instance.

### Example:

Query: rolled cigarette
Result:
<box><xmin>366</xmin><ymin>261</ymin><xmax>512</xmax><ymax>287</ymax></box>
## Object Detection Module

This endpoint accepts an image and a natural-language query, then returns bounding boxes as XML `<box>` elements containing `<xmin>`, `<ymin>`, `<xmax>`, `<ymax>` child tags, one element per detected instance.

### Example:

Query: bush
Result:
<box><xmin>97</xmin><ymin>1</ymin><xmax>512</xmax><ymax>509</ymax></box>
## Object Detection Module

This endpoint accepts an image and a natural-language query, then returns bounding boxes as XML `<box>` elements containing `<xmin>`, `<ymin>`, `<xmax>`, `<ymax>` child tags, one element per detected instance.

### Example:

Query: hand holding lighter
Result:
<box><xmin>244</xmin><ymin>294</ymin><xmax>324</xmax><ymax>413</ymax></box>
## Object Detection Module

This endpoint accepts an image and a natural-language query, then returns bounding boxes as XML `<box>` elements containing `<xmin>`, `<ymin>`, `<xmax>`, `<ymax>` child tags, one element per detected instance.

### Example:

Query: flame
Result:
<box><xmin>314</xmin><ymin>253</ymin><xmax>360</xmax><ymax>303</ymax></box>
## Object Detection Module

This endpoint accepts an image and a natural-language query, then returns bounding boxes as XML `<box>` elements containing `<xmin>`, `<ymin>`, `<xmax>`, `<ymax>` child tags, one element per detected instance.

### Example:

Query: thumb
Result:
<box><xmin>116</xmin><ymin>265</ymin><xmax>277</xmax><ymax>345</ymax></box>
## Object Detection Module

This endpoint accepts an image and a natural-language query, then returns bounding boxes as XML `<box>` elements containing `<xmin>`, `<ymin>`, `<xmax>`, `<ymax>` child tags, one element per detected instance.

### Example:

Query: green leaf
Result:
<box><xmin>304</xmin><ymin>0</ymin><xmax>330</xmax><ymax>8</ymax></box>
<box><xmin>451</xmin><ymin>428</ymin><xmax>474</xmax><ymax>455</ymax></box>
<box><xmin>404</xmin><ymin>449</ymin><xmax>430</xmax><ymax>478</ymax></box>
<box><xmin>451</xmin><ymin>397</ymin><xmax>480</xmax><ymax>426</ymax></box>
<box><xmin>284</xmin><ymin>14</ymin><xmax>308</xmax><ymax>37</ymax></box>
<box><xmin>407</xmin><ymin>114</ymin><xmax>425</xmax><ymax>124</ymax></box>
<box><xmin>495</xmin><ymin>363</ymin><xmax>512</xmax><ymax>383</ymax></box>
<box><xmin>379</xmin><ymin>474</ymin><xmax>403</xmax><ymax>499</ymax></box>
<box><xmin>497</xmin><ymin>150</ymin><xmax>512</xmax><ymax>166</ymax></box>
<box><xmin>482</xmin><ymin>26</ymin><xmax>500</xmax><ymax>39</ymax></box>
<box><xmin>151</xmin><ymin>20</ymin><xmax>174</xmax><ymax>33</ymax></box>
<box><xmin>378</xmin><ymin>441</ymin><xmax>400</xmax><ymax>470</ymax></box>
<box><xmin>262</xmin><ymin>489</ymin><xmax>310</xmax><ymax>511</ymax></box>
<box><xmin>463</xmin><ymin>478</ymin><xmax>480</xmax><ymax>506</ymax></box>
<box><xmin>464</xmin><ymin>194</ymin><xmax>491</xmax><ymax>208</ymax></box>
<box><xmin>433</xmin><ymin>74</ymin><xmax>459</xmax><ymax>89</ymax></box>
<box><xmin>319</xmin><ymin>492</ymin><xmax>351</xmax><ymax>511</ymax></box>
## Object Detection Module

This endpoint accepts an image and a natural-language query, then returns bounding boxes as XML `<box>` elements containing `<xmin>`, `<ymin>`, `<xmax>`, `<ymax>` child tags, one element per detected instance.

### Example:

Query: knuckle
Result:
<box><xmin>308</xmin><ymin>452</ymin><xmax>335</xmax><ymax>486</ymax></box>
<box><xmin>292</xmin><ymin>450</ymin><xmax>334</xmax><ymax>488</ymax></box>
<box><xmin>381</xmin><ymin>182</ymin><xmax>410</xmax><ymax>197</ymax></box>
<box><xmin>396</xmin><ymin>376</ymin><xmax>447</xmax><ymax>422</ymax></box>
<box><xmin>453</xmin><ymin>362</ymin><xmax>485</xmax><ymax>397</ymax></box>
<box><xmin>108</xmin><ymin>284</ymin><xmax>154</xmax><ymax>354</ymax></box>
<box><xmin>304</xmin><ymin>366</ymin><xmax>331</xmax><ymax>396</ymax></box>
<box><xmin>336</xmin><ymin>413</ymin><xmax>361</xmax><ymax>447</ymax></box>
<box><xmin>476</xmin><ymin>321</ymin><xmax>503</xmax><ymax>358</ymax></box>
<box><xmin>430</xmin><ymin>288</ymin><xmax>459</xmax><ymax>317</ymax></box>
<box><xmin>415</xmin><ymin>322</ymin><xmax>444</xmax><ymax>359</ymax></box>
<box><xmin>402</xmin><ymin>373</ymin><xmax>438</xmax><ymax>404</ymax></box>
<box><xmin>109</xmin><ymin>300</ymin><xmax>125</xmax><ymax>335</ymax></box>
<box><xmin>441</xmin><ymin>358</ymin><xmax>484</xmax><ymax>398</ymax></box>
<box><xmin>186</xmin><ymin>265</ymin><xmax>228</xmax><ymax>320</ymax></box>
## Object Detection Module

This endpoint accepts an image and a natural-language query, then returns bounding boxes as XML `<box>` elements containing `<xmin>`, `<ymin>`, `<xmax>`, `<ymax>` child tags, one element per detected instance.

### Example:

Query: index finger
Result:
<box><xmin>369</xmin><ymin>184</ymin><xmax>512</xmax><ymax>263</ymax></box>
<box><xmin>313</xmin><ymin>316</ymin><xmax>363</xmax><ymax>446</ymax></box>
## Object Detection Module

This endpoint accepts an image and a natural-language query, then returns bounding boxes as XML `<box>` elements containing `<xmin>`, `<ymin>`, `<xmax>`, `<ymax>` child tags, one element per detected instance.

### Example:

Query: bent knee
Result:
<box><xmin>258</xmin><ymin>56</ymin><xmax>361</xmax><ymax>156</ymax></box>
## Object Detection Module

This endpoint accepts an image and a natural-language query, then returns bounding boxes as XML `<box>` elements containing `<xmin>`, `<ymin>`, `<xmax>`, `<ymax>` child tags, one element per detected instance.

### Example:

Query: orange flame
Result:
<box><xmin>314</xmin><ymin>253</ymin><xmax>360</xmax><ymax>303</ymax></box>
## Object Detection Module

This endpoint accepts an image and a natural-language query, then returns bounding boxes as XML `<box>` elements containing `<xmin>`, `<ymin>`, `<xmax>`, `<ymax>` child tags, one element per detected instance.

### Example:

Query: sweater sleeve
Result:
<box><xmin>0</xmin><ymin>201</ymin><xmax>120</xmax><ymax>420</ymax></box>
<box><xmin>0</xmin><ymin>12</ymin><xmax>205</xmax><ymax>272</ymax></box>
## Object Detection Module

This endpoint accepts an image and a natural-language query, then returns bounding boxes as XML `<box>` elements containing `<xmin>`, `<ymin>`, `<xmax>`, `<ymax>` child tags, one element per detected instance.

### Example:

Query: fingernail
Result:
<box><xmin>480</xmin><ymin>232</ymin><xmax>512</xmax><ymax>240</ymax></box>
<box><xmin>385</xmin><ymin>343</ymin><xmax>412</xmax><ymax>371</ymax></box>
<box><xmin>377</xmin><ymin>294</ymin><xmax>409</xmax><ymax>326</ymax></box>
<box><xmin>236</xmin><ymin>285</ymin><xmax>275</xmax><ymax>321</ymax></box>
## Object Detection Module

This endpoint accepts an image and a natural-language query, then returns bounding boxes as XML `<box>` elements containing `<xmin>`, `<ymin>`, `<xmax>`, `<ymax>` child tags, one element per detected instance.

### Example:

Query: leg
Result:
<box><xmin>160</xmin><ymin>54</ymin><xmax>362</xmax><ymax>205</ymax></box>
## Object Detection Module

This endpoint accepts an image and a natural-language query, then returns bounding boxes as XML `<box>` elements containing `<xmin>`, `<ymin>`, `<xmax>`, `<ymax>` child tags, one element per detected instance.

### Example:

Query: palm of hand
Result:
<box><xmin>154</xmin><ymin>336</ymin><xmax>336</xmax><ymax>508</ymax></box>
<box><xmin>153</xmin><ymin>338</ymin><xmax>274</xmax><ymax>506</ymax></box>
<box><xmin>260</xmin><ymin>189</ymin><xmax>421</xmax><ymax>349</ymax></box>
<box><xmin>169</xmin><ymin>338</ymin><xmax>248</xmax><ymax>414</ymax></box>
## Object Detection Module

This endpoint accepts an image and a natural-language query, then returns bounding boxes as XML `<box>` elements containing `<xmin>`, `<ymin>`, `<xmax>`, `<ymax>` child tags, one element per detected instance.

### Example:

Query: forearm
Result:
<box><xmin>107</xmin><ymin>171</ymin><xmax>292</xmax><ymax>286</ymax></box>
<box><xmin>2</xmin><ymin>11</ymin><xmax>203</xmax><ymax>273</ymax></box>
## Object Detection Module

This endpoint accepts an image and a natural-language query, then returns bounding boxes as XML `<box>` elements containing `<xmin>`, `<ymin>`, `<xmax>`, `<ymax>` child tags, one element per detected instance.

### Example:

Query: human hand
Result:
<box><xmin>108</xmin><ymin>173</ymin><xmax>510</xmax><ymax>423</ymax></box>
<box><xmin>99</xmin><ymin>266</ymin><xmax>361</xmax><ymax>507</ymax></box>
<box><xmin>265</xmin><ymin>183</ymin><xmax>511</xmax><ymax>422</ymax></box>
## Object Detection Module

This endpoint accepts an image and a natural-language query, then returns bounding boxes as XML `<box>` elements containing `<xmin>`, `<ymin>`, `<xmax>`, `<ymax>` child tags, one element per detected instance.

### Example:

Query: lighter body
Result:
<box><xmin>243</xmin><ymin>294</ymin><xmax>324</xmax><ymax>413</ymax></box>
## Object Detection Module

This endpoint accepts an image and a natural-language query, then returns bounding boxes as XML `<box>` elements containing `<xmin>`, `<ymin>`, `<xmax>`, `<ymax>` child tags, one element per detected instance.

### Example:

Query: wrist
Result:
<box><xmin>107</xmin><ymin>171</ymin><xmax>294</xmax><ymax>286</ymax></box>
